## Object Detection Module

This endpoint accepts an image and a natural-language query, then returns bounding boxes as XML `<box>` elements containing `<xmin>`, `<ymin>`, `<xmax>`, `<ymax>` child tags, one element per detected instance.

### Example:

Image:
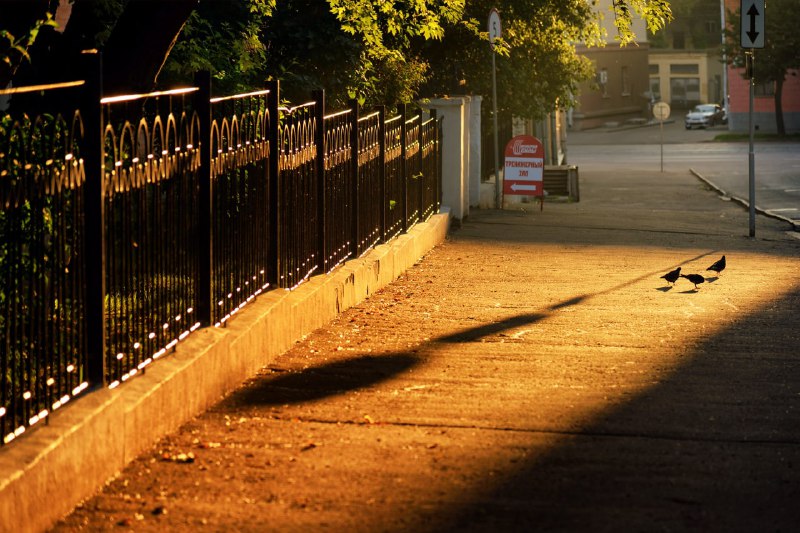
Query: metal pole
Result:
<box><xmin>194</xmin><ymin>71</ymin><xmax>213</xmax><ymax>327</ymax></box>
<box><xmin>660</xmin><ymin>118</ymin><xmax>664</xmax><ymax>172</ymax></box>
<box><xmin>81</xmin><ymin>50</ymin><xmax>106</xmax><ymax>388</ymax></box>
<box><xmin>267</xmin><ymin>80</ymin><xmax>280</xmax><ymax>288</ymax></box>
<box><xmin>720</xmin><ymin>0</ymin><xmax>728</xmax><ymax>116</ymax></box>
<box><xmin>492</xmin><ymin>50</ymin><xmax>501</xmax><ymax>209</ymax></box>
<box><xmin>313</xmin><ymin>90</ymin><xmax>326</xmax><ymax>272</ymax></box>
<box><xmin>748</xmin><ymin>50</ymin><xmax>756</xmax><ymax>237</ymax></box>
<box><xmin>349</xmin><ymin>99</ymin><xmax>359</xmax><ymax>257</ymax></box>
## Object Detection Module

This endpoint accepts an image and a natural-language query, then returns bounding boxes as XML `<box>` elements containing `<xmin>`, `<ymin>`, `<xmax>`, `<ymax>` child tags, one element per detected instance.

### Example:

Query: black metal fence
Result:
<box><xmin>0</xmin><ymin>56</ymin><xmax>441</xmax><ymax>445</ymax></box>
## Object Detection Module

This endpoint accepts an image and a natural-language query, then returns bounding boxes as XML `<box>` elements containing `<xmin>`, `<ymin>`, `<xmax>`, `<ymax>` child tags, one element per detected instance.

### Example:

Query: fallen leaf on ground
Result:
<box><xmin>161</xmin><ymin>451</ymin><xmax>196</xmax><ymax>463</ymax></box>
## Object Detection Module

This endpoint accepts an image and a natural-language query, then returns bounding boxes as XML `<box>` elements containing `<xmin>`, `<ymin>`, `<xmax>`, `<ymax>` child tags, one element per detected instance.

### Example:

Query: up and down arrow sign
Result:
<box><xmin>741</xmin><ymin>0</ymin><xmax>765</xmax><ymax>49</ymax></box>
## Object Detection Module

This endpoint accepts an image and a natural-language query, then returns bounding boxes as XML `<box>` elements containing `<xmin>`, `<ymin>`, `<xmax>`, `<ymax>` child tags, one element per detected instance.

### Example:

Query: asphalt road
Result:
<box><xmin>566</xmin><ymin>120</ymin><xmax>800</xmax><ymax>226</ymax></box>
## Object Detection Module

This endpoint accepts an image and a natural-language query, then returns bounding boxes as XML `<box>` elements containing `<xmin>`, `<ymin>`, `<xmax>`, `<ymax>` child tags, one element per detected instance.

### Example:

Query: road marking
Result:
<box><xmin>769</xmin><ymin>208</ymin><xmax>799</xmax><ymax>212</ymax></box>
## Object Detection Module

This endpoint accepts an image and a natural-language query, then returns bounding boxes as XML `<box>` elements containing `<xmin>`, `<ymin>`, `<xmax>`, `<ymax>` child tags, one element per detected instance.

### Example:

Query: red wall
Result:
<box><xmin>728</xmin><ymin>66</ymin><xmax>800</xmax><ymax>113</ymax></box>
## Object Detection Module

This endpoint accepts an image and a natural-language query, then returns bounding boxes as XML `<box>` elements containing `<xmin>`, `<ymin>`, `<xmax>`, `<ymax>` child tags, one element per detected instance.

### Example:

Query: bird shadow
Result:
<box><xmin>679</xmin><ymin>288</ymin><xmax>699</xmax><ymax>294</ymax></box>
<box><xmin>656</xmin><ymin>286</ymin><xmax>673</xmax><ymax>292</ymax></box>
<box><xmin>706</xmin><ymin>276</ymin><xmax>719</xmax><ymax>283</ymax></box>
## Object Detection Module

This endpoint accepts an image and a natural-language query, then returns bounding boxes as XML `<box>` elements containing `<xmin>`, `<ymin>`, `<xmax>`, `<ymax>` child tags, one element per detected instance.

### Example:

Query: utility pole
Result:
<box><xmin>720</xmin><ymin>0</ymin><xmax>728</xmax><ymax>115</ymax></box>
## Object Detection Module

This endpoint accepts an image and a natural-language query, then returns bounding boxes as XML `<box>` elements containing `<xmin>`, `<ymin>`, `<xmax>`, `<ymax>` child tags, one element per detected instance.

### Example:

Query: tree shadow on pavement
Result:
<box><xmin>435</xmin><ymin>313</ymin><xmax>546</xmax><ymax>343</ymax></box>
<box><xmin>223</xmin><ymin>354</ymin><xmax>420</xmax><ymax>407</ymax></box>
<box><xmin>224</xmin><ymin>262</ymin><xmax>718</xmax><ymax>410</ymax></box>
<box><xmin>225</xmin><ymin>313</ymin><xmax>553</xmax><ymax>408</ymax></box>
<box><xmin>433</xmin><ymin>286</ymin><xmax>800</xmax><ymax>532</ymax></box>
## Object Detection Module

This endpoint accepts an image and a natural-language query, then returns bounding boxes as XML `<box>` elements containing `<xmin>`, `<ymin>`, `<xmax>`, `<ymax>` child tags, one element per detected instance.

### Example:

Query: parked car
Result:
<box><xmin>685</xmin><ymin>104</ymin><xmax>726</xmax><ymax>129</ymax></box>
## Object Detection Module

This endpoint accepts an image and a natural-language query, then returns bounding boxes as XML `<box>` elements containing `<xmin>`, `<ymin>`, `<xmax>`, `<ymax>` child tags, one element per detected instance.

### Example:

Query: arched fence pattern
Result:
<box><xmin>0</xmin><ymin>57</ymin><xmax>441</xmax><ymax>446</ymax></box>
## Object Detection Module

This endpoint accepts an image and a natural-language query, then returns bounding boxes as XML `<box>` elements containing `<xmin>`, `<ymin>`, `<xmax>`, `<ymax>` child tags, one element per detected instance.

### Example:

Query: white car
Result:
<box><xmin>685</xmin><ymin>104</ymin><xmax>726</xmax><ymax>129</ymax></box>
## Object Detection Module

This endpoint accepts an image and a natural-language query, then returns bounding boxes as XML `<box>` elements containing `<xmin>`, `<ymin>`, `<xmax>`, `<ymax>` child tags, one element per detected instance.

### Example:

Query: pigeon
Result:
<box><xmin>681</xmin><ymin>273</ymin><xmax>705</xmax><ymax>289</ymax></box>
<box><xmin>706</xmin><ymin>255</ymin><xmax>726</xmax><ymax>275</ymax></box>
<box><xmin>660</xmin><ymin>266</ymin><xmax>681</xmax><ymax>286</ymax></box>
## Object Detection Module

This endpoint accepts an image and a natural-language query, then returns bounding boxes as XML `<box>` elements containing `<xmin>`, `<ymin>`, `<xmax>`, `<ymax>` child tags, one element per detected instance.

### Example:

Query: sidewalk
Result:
<box><xmin>53</xmin><ymin>168</ymin><xmax>800</xmax><ymax>532</ymax></box>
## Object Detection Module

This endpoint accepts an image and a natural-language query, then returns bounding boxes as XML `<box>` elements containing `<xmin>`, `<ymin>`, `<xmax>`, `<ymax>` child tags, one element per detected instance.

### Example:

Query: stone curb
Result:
<box><xmin>690</xmin><ymin>168</ymin><xmax>799</xmax><ymax>231</ymax></box>
<box><xmin>0</xmin><ymin>211</ymin><xmax>450</xmax><ymax>533</ymax></box>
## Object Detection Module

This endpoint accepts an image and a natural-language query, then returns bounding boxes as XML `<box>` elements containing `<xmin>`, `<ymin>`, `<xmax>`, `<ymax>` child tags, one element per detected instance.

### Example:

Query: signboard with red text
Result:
<box><xmin>503</xmin><ymin>135</ymin><xmax>544</xmax><ymax>196</ymax></box>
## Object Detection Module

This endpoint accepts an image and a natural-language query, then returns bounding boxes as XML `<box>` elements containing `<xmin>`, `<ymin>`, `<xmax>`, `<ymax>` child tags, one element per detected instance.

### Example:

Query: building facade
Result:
<box><xmin>724</xmin><ymin>0</ymin><xmax>800</xmax><ymax>133</ymax></box>
<box><xmin>571</xmin><ymin>0</ymin><xmax>651</xmax><ymax>130</ymax></box>
<box><xmin>647</xmin><ymin>0</ymin><xmax>725</xmax><ymax>110</ymax></box>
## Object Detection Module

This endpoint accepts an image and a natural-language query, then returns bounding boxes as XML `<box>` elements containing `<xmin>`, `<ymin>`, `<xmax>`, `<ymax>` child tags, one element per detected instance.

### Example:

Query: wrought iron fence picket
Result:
<box><xmin>0</xmin><ymin>63</ymin><xmax>443</xmax><ymax>446</ymax></box>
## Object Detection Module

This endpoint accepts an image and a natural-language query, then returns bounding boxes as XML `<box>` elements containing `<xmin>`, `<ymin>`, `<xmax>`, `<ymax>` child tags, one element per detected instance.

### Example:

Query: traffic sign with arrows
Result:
<box><xmin>741</xmin><ymin>0</ymin><xmax>765</xmax><ymax>49</ymax></box>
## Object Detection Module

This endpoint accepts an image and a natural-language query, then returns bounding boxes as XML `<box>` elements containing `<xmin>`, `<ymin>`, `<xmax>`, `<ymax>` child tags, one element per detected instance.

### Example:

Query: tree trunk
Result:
<box><xmin>774</xmin><ymin>76</ymin><xmax>785</xmax><ymax>136</ymax></box>
<box><xmin>102</xmin><ymin>0</ymin><xmax>198</xmax><ymax>95</ymax></box>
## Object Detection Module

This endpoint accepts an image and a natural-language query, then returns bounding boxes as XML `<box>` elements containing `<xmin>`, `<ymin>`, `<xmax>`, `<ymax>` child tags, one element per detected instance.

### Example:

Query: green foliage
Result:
<box><xmin>124</xmin><ymin>0</ymin><xmax>673</xmax><ymax>113</ymax></box>
<box><xmin>160</xmin><ymin>0</ymin><xmax>468</xmax><ymax>108</ymax></box>
<box><xmin>1</xmin><ymin>111</ymin><xmax>85</xmax><ymax>418</ymax></box>
<box><xmin>610</xmin><ymin>0</ymin><xmax>672</xmax><ymax>44</ymax></box>
<box><xmin>0</xmin><ymin>12</ymin><xmax>58</xmax><ymax>77</ymax></box>
<box><xmin>160</xmin><ymin>1</ymin><xmax>275</xmax><ymax>94</ymax></box>
<box><xmin>419</xmin><ymin>0</ymin><xmax>673</xmax><ymax>119</ymax></box>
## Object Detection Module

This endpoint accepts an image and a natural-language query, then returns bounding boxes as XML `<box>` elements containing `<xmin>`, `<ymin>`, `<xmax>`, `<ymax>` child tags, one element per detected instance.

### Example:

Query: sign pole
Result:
<box><xmin>488</xmin><ymin>9</ymin><xmax>502</xmax><ymax>209</ymax></box>
<box><xmin>741</xmin><ymin>0</ymin><xmax>764</xmax><ymax>237</ymax></box>
<box><xmin>748</xmin><ymin>50</ymin><xmax>756</xmax><ymax>237</ymax></box>
<box><xmin>652</xmin><ymin>101</ymin><xmax>670</xmax><ymax>172</ymax></box>
<box><xmin>492</xmin><ymin>51</ymin><xmax>501</xmax><ymax>209</ymax></box>
<box><xmin>660</xmin><ymin>118</ymin><xmax>664</xmax><ymax>172</ymax></box>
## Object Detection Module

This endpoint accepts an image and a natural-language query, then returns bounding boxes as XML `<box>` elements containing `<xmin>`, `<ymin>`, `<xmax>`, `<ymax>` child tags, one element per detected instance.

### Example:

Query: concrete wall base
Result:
<box><xmin>0</xmin><ymin>212</ymin><xmax>449</xmax><ymax>533</ymax></box>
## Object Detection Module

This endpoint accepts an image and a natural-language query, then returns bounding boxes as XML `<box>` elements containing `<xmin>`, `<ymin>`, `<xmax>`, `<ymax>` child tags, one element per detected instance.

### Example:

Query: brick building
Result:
<box><xmin>724</xmin><ymin>0</ymin><xmax>800</xmax><ymax>133</ymax></box>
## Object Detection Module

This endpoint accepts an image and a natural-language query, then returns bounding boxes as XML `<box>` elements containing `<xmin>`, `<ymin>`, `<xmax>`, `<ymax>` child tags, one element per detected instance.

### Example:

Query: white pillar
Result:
<box><xmin>423</xmin><ymin>97</ymin><xmax>468</xmax><ymax>221</ymax></box>
<box><xmin>468</xmin><ymin>96</ymin><xmax>482</xmax><ymax>208</ymax></box>
<box><xmin>461</xmin><ymin>96</ymin><xmax>471</xmax><ymax>217</ymax></box>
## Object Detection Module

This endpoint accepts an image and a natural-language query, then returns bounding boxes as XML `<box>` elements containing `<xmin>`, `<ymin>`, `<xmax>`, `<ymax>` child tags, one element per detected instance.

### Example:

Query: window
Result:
<box><xmin>621</xmin><ymin>66</ymin><xmax>631</xmax><ymax>96</ymax></box>
<box><xmin>670</xmin><ymin>64</ymin><xmax>699</xmax><ymax>75</ymax></box>
<box><xmin>598</xmin><ymin>67</ymin><xmax>609</xmax><ymax>97</ymax></box>
<box><xmin>649</xmin><ymin>78</ymin><xmax>661</xmax><ymax>102</ymax></box>
<box><xmin>670</xmin><ymin>78</ymin><xmax>701</xmax><ymax>107</ymax></box>
<box><xmin>649</xmin><ymin>64</ymin><xmax>659</xmax><ymax>75</ymax></box>
<box><xmin>705</xmin><ymin>20</ymin><xmax>717</xmax><ymax>34</ymax></box>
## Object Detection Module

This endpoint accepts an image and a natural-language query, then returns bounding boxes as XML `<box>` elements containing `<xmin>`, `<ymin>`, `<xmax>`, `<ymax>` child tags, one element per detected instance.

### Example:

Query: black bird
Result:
<box><xmin>660</xmin><ymin>266</ymin><xmax>681</xmax><ymax>286</ymax></box>
<box><xmin>681</xmin><ymin>273</ymin><xmax>705</xmax><ymax>289</ymax></box>
<box><xmin>706</xmin><ymin>255</ymin><xmax>726</xmax><ymax>275</ymax></box>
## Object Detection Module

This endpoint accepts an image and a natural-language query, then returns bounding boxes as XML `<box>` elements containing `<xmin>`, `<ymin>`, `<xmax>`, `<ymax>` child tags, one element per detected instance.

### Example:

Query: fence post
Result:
<box><xmin>376</xmin><ymin>105</ymin><xmax>386</xmax><ymax>243</ymax></box>
<box><xmin>194</xmin><ymin>71</ymin><xmax>213</xmax><ymax>327</ymax></box>
<box><xmin>417</xmin><ymin>107</ymin><xmax>424</xmax><ymax>222</ymax></box>
<box><xmin>80</xmin><ymin>50</ymin><xmax>106</xmax><ymax>388</ymax></box>
<box><xmin>436</xmin><ymin>111</ymin><xmax>443</xmax><ymax>211</ymax></box>
<box><xmin>267</xmin><ymin>80</ymin><xmax>280</xmax><ymax>288</ymax></box>
<box><xmin>399</xmin><ymin>103</ymin><xmax>408</xmax><ymax>233</ymax></box>
<box><xmin>349</xmin><ymin>99</ymin><xmax>359</xmax><ymax>257</ymax></box>
<box><xmin>312</xmin><ymin>90</ymin><xmax>326</xmax><ymax>273</ymax></box>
